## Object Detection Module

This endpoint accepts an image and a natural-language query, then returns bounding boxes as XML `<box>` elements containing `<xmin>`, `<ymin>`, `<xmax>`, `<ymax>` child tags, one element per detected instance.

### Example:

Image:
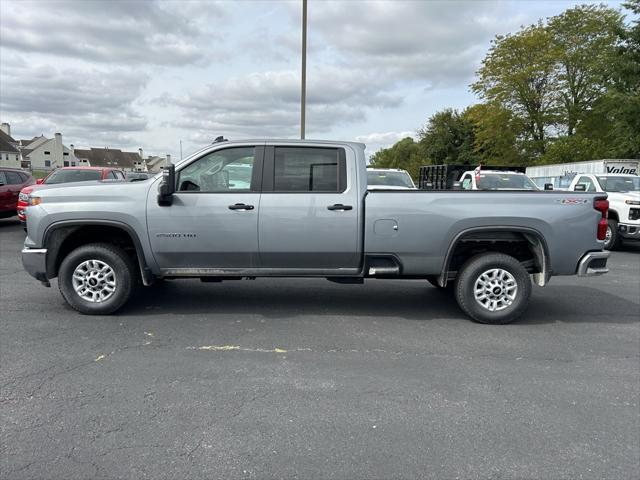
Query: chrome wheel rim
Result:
<box><xmin>605</xmin><ymin>226</ymin><xmax>612</xmax><ymax>245</ymax></box>
<box><xmin>72</xmin><ymin>259</ymin><xmax>116</xmax><ymax>303</ymax></box>
<box><xmin>473</xmin><ymin>268</ymin><xmax>517</xmax><ymax>312</ymax></box>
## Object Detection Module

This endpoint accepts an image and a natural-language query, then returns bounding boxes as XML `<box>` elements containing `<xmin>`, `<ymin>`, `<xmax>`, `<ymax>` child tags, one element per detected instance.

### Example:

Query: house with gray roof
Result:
<box><xmin>73</xmin><ymin>147</ymin><xmax>146</xmax><ymax>172</ymax></box>
<box><xmin>0</xmin><ymin>123</ymin><xmax>22</xmax><ymax>168</ymax></box>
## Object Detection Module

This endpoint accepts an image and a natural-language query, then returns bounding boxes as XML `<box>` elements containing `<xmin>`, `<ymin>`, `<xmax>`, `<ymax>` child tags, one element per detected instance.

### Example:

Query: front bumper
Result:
<box><xmin>21</xmin><ymin>248</ymin><xmax>49</xmax><ymax>284</ymax></box>
<box><xmin>577</xmin><ymin>251</ymin><xmax>610</xmax><ymax>277</ymax></box>
<box><xmin>618</xmin><ymin>223</ymin><xmax>640</xmax><ymax>241</ymax></box>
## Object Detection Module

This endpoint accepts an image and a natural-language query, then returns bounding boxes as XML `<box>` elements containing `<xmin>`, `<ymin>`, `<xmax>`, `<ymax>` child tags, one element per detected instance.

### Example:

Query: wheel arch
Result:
<box><xmin>439</xmin><ymin>226</ymin><xmax>550</xmax><ymax>288</ymax></box>
<box><xmin>43</xmin><ymin>220</ymin><xmax>154</xmax><ymax>285</ymax></box>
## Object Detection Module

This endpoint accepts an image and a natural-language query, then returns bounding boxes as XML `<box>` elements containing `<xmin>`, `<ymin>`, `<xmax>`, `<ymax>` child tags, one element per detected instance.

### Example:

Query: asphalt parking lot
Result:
<box><xmin>1</xmin><ymin>217</ymin><xmax>639</xmax><ymax>479</ymax></box>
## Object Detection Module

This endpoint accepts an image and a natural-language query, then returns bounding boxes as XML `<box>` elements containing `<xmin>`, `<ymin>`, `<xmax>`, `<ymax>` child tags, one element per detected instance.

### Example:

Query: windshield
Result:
<box><xmin>477</xmin><ymin>173</ymin><xmax>538</xmax><ymax>190</ymax></box>
<box><xmin>596</xmin><ymin>176</ymin><xmax>640</xmax><ymax>192</ymax></box>
<box><xmin>45</xmin><ymin>169</ymin><xmax>102</xmax><ymax>184</ymax></box>
<box><xmin>367</xmin><ymin>170</ymin><xmax>415</xmax><ymax>188</ymax></box>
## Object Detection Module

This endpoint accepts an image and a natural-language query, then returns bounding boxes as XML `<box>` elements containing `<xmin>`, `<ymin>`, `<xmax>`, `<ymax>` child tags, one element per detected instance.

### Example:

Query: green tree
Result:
<box><xmin>465</xmin><ymin>103</ymin><xmax>527</xmax><ymax>165</ymax></box>
<box><xmin>548</xmin><ymin>5</ymin><xmax>624</xmax><ymax>136</ymax></box>
<box><xmin>368</xmin><ymin>137</ymin><xmax>424</xmax><ymax>180</ymax></box>
<box><xmin>417</xmin><ymin>108</ymin><xmax>479</xmax><ymax>165</ymax></box>
<box><xmin>573</xmin><ymin>0</ymin><xmax>640</xmax><ymax>158</ymax></box>
<box><xmin>472</xmin><ymin>23</ymin><xmax>558</xmax><ymax>157</ymax></box>
<box><xmin>539</xmin><ymin>135</ymin><xmax>607</xmax><ymax>164</ymax></box>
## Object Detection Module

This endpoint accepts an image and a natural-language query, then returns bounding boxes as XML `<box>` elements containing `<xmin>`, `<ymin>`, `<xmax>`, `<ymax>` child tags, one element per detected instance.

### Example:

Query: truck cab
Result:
<box><xmin>569</xmin><ymin>173</ymin><xmax>640</xmax><ymax>249</ymax></box>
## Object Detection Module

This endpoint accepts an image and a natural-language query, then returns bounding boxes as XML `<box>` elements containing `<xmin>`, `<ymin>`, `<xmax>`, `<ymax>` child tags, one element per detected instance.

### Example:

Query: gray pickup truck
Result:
<box><xmin>22</xmin><ymin>139</ymin><xmax>611</xmax><ymax>324</ymax></box>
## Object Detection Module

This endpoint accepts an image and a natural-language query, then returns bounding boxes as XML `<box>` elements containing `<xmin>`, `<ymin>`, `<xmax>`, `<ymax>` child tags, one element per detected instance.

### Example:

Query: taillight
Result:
<box><xmin>594</xmin><ymin>198</ymin><xmax>609</xmax><ymax>241</ymax></box>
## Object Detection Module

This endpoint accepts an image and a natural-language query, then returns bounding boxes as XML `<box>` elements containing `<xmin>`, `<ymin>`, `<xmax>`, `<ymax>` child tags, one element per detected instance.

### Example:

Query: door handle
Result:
<box><xmin>228</xmin><ymin>203</ymin><xmax>254</xmax><ymax>211</ymax></box>
<box><xmin>327</xmin><ymin>204</ymin><xmax>353</xmax><ymax>211</ymax></box>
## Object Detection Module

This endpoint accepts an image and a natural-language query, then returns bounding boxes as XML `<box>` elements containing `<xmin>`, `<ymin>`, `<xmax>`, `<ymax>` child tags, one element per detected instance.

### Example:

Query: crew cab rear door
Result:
<box><xmin>258</xmin><ymin>144</ymin><xmax>361</xmax><ymax>273</ymax></box>
<box><xmin>146</xmin><ymin>145</ymin><xmax>263</xmax><ymax>272</ymax></box>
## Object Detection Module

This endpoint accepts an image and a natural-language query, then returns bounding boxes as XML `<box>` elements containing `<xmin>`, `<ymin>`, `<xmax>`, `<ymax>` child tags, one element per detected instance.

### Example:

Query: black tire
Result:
<box><xmin>604</xmin><ymin>218</ymin><xmax>620</xmax><ymax>251</ymax></box>
<box><xmin>58</xmin><ymin>243</ymin><xmax>136</xmax><ymax>315</ymax></box>
<box><xmin>426</xmin><ymin>275</ymin><xmax>453</xmax><ymax>291</ymax></box>
<box><xmin>454</xmin><ymin>253</ymin><xmax>531</xmax><ymax>325</ymax></box>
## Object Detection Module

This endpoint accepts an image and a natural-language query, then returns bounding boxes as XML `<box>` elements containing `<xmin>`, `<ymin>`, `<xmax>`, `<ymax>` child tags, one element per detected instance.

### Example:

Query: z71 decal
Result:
<box><xmin>556</xmin><ymin>198</ymin><xmax>589</xmax><ymax>205</ymax></box>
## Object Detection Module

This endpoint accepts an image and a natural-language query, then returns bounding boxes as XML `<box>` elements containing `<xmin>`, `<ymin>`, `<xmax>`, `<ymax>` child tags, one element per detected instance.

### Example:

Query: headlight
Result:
<box><xmin>19</xmin><ymin>192</ymin><xmax>29</xmax><ymax>202</ymax></box>
<box><xmin>28</xmin><ymin>196</ymin><xmax>42</xmax><ymax>206</ymax></box>
<box><xmin>625</xmin><ymin>200</ymin><xmax>640</xmax><ymax>205</ymax></box>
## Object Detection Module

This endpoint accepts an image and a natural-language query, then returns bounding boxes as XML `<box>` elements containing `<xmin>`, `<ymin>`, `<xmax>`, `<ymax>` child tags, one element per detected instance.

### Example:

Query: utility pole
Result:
<box><xmin>300</xmin><ymin>0</ymin><xmax>307</xmax><ymax>139</ymax></box>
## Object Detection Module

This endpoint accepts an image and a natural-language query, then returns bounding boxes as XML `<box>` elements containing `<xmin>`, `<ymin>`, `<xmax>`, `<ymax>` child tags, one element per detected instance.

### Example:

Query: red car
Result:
<box><xmin>0</xmin><ymin>168</ymin><xmax>35</xmax><ymax>219</ymax></box>
<box><xmin>17</xmin><ymin>166</ymin><xmax>126</xmax><ymax>221</ymax></box>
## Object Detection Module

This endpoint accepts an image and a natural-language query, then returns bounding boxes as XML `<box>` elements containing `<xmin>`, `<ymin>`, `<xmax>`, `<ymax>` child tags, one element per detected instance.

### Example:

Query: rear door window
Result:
<box><xmin>272</xmin><ymin>147</ymin><xmax>345</xmax><ymax>192</ymax></box>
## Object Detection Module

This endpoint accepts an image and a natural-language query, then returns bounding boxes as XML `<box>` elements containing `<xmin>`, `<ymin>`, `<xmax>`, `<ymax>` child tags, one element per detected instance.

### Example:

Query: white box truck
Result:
<box><xmin>526</xmin><ymin>159</ymin><xmax>639</xmax><ymax>189</ymax></box>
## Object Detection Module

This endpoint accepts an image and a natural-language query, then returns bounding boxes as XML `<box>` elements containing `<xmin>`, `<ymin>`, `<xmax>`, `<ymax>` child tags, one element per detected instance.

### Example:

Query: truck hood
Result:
<box><xmin>32</xmin><ymin>180</ymin><xmax>126</xmax><ymax>192</ymax></box>
<box><xmin>606</xmin><ymin>191</ymin><xmax>640</xmax><ymax>202</ymax></box>
<box><xmin>31</xmin><ymin>179</ymin><xmax>151</xmax><ymax>201</ymax></box>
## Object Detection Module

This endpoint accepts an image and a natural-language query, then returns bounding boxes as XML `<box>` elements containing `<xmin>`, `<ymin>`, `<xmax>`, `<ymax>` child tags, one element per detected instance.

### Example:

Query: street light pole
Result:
<box><xmin>300</xmin><ymin>0</ymin><xmax>307</xmax><ymax>139</ymax></box>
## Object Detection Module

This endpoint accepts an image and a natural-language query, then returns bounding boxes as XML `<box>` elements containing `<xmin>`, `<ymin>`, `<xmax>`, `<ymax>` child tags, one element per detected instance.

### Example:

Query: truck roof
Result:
<box><xmin>367</xmin><ymin>168</ymin><xmax>410</xmax><ymax>173</ymax></box>
<box><xmin>206</xmin><ymin>139</ymin><xmax>366</xmax><ymax>149</ymax></box>
<box><xmin>472</xmin><ymin>170</ymin><xmax>527</xmax><ymax>175</ymax></box>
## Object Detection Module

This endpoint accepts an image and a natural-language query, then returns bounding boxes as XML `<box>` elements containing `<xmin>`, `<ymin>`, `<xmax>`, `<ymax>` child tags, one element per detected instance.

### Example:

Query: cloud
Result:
<box><xmin>356</xmin><ymin>131</ymin><xmax>416</xmax><ymax>145</ymax></box>
<box><xmin>0</xmin><ymin>0</ymin><xmax>226</xmax><ymax>66</ymax></box>
<box><xmin>356</xmin><ymin>131</ymin><xmax>417</xmax><ymax>156</ymax></box>
<box><xmin>162</xmin><ymin>66</ymin><xmax>403</xmax><ymax>139</ymax></box>
<box><xmin>0</xmin><ymin>55</ymin><xmax>148</xmax><ymax>147</ymax></box>
<box><xmin>0</xmin><ymin>0</ymin><xmax>548</xmax><ymax>156</ymax></box>
<box><xmin>297</xmin><ymin>0</ymin><xmax>517</xmax><ymax>87</ymax></box>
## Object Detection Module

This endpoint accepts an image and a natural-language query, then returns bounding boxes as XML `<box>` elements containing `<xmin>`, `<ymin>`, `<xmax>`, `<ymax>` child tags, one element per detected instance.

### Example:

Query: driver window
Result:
<box><xmin>461</xmin><ymin>175</ymin><xmax>472</xmax><ymax>190</ymax></box>
<box><xmin>178</xmin><ymin>147</ymin><xmax>255</xmax><ymax>192</ymax></box>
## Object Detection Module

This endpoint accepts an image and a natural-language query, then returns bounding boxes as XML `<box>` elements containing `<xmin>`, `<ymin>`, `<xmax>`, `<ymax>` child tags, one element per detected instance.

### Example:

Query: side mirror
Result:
<box><xmin>36</xmin><ymin>179</ymin><xmax>44</xmax><ymax>184</ymax></box>
<box><xmin>157</xmin><ymin>164</ymin><xmax>175</xmax><ymax>206</ymax></box>
<box><xmin>544</xmin><ymin>183</ymin><xmax>554</xmax><ymax>191</ymax></box>
<box><xmin>574</xmin><ymin>184</ymin><xmax>586</xmax><ymax>192</ymax></box>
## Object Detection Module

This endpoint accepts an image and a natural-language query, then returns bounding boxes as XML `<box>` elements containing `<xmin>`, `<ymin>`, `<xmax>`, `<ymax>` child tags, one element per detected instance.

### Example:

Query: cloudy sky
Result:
<box><xmin>0</xmin><ymin>0</ymin><xmax>628</xmax><ymax>159</ymax></box>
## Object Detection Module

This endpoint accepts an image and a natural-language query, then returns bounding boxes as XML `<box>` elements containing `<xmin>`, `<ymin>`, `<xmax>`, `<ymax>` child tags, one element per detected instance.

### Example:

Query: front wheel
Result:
<box><xmin>454</xmin><ymin>253</ymin><xmax>531</xmax><ymax>324</ymax></box>
<box><xmin>58</xmin><ymin>243</ymin><xmax>136</xmax><ymax>315</ymax></box>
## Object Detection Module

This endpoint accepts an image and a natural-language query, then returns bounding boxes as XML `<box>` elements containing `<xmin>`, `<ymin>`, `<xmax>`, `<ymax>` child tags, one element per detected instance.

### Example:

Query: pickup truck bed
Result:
<box><xmin>22</xmin><ymin>139</ymin><xmax>610</xmax><ymax>324</ymax></box>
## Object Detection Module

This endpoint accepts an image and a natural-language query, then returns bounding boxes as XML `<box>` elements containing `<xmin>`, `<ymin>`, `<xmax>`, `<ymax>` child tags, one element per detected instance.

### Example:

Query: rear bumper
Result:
<box><xmin>21</xmin><ymin>248</ymin><xmax>49</xmax><ymax>283</ymax></box>
<box><xmin>618</xmin><ymin>223</ymin><xmax>640</xmax><ymax>241</ymax></box>
<box><xmin>577</xmin><ymin>251</ymin><xmax>610</xmax><ymax>277</ymax></box>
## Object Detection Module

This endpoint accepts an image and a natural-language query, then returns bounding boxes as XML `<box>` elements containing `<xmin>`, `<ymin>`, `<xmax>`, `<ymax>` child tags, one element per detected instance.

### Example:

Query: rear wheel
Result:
<box><xmin>454</xmin><ymin>253</ymin><xmax>531</xmax><ymax>324</ymax></box>
<box><xmin>604</xmin><ymin>219</ymin><xmax>620</xmax><ymax>250</ymax></box>
<box><xmin>58</xmin><ymin>243</ymin><xmax>136</xmax><ymax>314</ymax></box>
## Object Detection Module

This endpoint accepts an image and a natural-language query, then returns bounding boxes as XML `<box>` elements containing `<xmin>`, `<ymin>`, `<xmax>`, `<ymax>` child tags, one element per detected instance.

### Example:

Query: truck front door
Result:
<box><xmin>146</xmin><ymin>145</ymin><xmax>263</xmax><ymax>272</ymax></box>
<box><xmin>257</xmin><ymin>145</ymin><xmax>361</xmax><ymax>273</ymax></box>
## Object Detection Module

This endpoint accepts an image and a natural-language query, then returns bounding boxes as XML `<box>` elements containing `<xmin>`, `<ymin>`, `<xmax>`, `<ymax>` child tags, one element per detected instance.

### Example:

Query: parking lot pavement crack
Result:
<box><xmin>181</xmin><ymin>437</ymin><xmax>205</xmax><ymax>459</ymax></box>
